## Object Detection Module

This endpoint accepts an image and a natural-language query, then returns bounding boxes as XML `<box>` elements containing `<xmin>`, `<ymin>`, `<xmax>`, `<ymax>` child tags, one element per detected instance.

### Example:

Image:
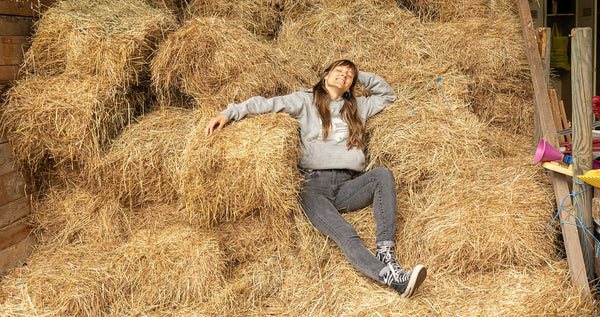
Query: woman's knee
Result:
<box><xmin>371</xmin><ymin>167</ymin><xmax>395</xmax><ymax>185</ymax></box>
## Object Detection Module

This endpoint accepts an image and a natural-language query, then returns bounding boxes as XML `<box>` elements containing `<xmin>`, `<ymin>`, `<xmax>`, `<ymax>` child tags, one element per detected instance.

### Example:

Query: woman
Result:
<box><xmin>205</xmin><ymin>60</ymin><xmax>426</xmax><ymax>297</ymax></box>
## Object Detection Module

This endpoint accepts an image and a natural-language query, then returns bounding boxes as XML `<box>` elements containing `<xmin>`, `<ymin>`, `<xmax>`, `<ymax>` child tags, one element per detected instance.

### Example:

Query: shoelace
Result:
<box><xmin>377</xmin><ymin>247</ymin><xmax>396</xmax><ymax>265</ymax></box>
<box><xmin>382</xmin><ymin>263</ymin><xmax>410</xmax><ymax>285</ymax></box>
<box><xmin>378</xmin><ymin>247</ymin><xmax>410</xmax><ymax>284</ymax></box>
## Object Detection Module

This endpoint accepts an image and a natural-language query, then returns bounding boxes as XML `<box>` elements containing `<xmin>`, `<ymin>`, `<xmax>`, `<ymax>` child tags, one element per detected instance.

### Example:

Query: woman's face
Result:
<box><xmin>324</xmin><ymin>64</ymin><xmax>355</xmax><ymax>93</ymax></box>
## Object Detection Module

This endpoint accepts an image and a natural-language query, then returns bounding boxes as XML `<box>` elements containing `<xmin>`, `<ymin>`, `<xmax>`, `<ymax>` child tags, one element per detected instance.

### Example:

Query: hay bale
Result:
<box><xmin>398</xmin><ymin>0</ymin><xmax>520</xmax><ymax>22</ymax></box>
<box><xmin>0</xmin><ymin>74</ymin><xmax>143</xmax><ymax>179</ymax></box>
<box><xmin>151</xmin><ymin>16</ymin><xmax>301</xmax><ymax>109</ymax></box>
<box><xmin>220</xmin><ymin>215</ymin><xmax>300</xmax><ymax>313</ymax></box>
<box><xmin>30</xmin><ymin>184</ymin><xmax>131</xmax><ymax>249</ymax></box>
<box><xmin>0</xmin><ymin>244</ymin><xmax>118</xmax><ymax>316</ymax></box>
<box><xmin>179</xmin><ymin>112</ymin><xmax>302</xmax><ymax>228</ymax></box>
<box><xmin>366</xmin><ymin>104</ymin><xmax>497</xmax><ymax>188</ymax></box>
<box><xmin>398</xmin><ymin>156</ymin><xmax>558</xmax><ymax>275</ymax></box>
<box><xmin>185</xmin><ymin>0</ymin><xmax>319</xmax><ymax>39</ymax></box>
<box><xmin>276</xmin><ymin>0</ymin><xmax>421</xmax><ymax>82</ymax></box>
<box><xmin>108</xmin><ymin>225</ymin><xmax>227</xmax><ymax>314</ymax></box>
<box><xmin>87</xmin><ymin>107</ymin><xmax>196</xmax><ymax>208</ymax></box>
<box><xmin>185</xmin><ymin>0</ymin><xmax>281</xmax><ymax>40</ymax></box>
<box><xmin>424</xmin><ymin>18</ymin><xmax>533</xmax><ymax>133</ymax></box>
<box><xmin>22</xmin><ymin>0</ymin><xmax>177</xmax><ymax>86</ymax></box>
<box><xmin>0</xmin><ymin>225</ymin><xmax>228</xmax><ymax>316</ymax></box>
<box><xmin>147</xmin><ymin>0</ymin><xmax>191</xmax><ymax>20</ymax></box>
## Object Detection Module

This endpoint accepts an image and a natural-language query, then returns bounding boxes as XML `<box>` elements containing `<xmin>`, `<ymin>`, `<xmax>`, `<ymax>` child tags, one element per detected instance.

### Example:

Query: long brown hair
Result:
<box><xmin>312</xmin><ymin>60</ymin><xmax>365</xmax><ymax>150</ymax></box>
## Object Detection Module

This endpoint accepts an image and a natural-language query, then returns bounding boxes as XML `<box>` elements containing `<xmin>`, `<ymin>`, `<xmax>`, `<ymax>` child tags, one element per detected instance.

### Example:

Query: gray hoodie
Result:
<box><xmin>221</xmin><ymin>71</ymin><xmax>396</xmax><ymax>172</ymax></box>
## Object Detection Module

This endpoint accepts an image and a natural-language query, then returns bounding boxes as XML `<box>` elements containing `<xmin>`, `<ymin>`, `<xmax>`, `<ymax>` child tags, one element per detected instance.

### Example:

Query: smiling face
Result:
<box><xmin>324</xmin><ymin>64</ymin><xmax>356</xmax><ymax>96</ymax></box>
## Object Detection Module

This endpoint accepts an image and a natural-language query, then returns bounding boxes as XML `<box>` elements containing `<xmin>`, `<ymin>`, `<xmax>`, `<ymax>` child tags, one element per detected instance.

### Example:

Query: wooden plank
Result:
<box><xmin>0</xmin><ymin>36</ymin><xmax>28</xmax><ymax>65</ymax></box>
<box><xmin>0</xmin><ymin>171</ymin><xmax>25</xmax><ymax>206</ymax></box>
<box><xmin>533</xmin><ymin>27</ymin><xmax>551</xmax><ymax>147</ymax></box>
<box><xmin>0</xmin><ymin>217</ymin><xmax>29</xmax><ymax>251</ymax></box>
<box><xmin>0</xmin><ymin>65</ymin><xmax>19</xmax><ymax>82</ymax></box>
<box><xmin>0</xmin><ymin>195</ymin><xmax>29</xmax><ymax>228</ymax></box>
<box><xmin>0</xmin><ymin>235</ymin><xmax>32</xmax><ymax>276</ymax></box>
<box><xmin>517</xmin><ymin>0</ymin><xmax>591</xmax><ymax>297</ymax></box>
<box><xmin>571</xmin><ymin>27</ymin><xmax>594</xmax><ymax>280</ymax></box>
<box><xmin>0</xmin><ymin>142</ymin><xmax>18</xmax><ymax>175</ymax></box>
<box><xmin>559</xmin><ymin>100</ymin><xmax>572</xmax><ymax>143</ymax></box>
<box><xmin>0</xmin><ymin>0</ymin><xmax>56</xmax><ymax>17</ymax></box>
<box><xmin>0</xmin><ymin>15</ymin><xmax>35</xmax><ymax>36</ymax></box>
<box><xmin>549</xmin><ymin>89</ymin><xmax>566</xmax><ymax>143</ymax></box>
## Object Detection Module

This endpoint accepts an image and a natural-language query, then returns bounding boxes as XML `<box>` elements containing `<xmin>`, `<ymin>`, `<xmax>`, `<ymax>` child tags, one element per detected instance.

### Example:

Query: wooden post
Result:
<box><xmin>533</xmin><ymin>27</ymin><xmax>552</xmax><ymax>148</ymax></box>
<box><xmin>571</xmin><ymin>27</ymin><xmax>595</xmax><ymax>280</ymax></box>
<box><xmin>517</xmin><ymin>0</ymin><xmax>590</xmax><ymax>296</ymax></box>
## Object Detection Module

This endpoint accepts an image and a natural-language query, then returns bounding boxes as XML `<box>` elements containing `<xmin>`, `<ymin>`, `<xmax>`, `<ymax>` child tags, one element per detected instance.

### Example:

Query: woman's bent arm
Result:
<box><xmin>357</xmin><ymin>71</ymin><xmax>396</xmax><ymax>119</ymax></box>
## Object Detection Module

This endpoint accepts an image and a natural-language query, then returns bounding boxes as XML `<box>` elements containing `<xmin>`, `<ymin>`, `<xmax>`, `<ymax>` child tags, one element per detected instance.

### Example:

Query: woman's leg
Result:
<box><xmin>300</xmin><ymin>171</ymin><xmax>386</xmax><ymax>282</ymax></box>
<box><xmin>334</xmin><ymin>167</ymin><xmax>397</xmax><ymax>246</ymax></box>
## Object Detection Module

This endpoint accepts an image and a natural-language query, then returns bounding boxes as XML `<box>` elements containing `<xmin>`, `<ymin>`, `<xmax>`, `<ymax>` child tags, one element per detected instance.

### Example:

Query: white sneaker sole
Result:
<box><xmin>401</xmin><ymin>264</ymin><xmax>427</xmax><ymax>298</ymax></box>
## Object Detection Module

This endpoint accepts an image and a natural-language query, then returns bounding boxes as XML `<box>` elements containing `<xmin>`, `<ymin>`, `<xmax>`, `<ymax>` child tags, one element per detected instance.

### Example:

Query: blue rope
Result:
<box><xmin>436</xmin><ymin>77</ymin><xmax>453</xmax><ymax>114</ymax></box>
<box><xmin>548</xmin><ymin>179</ymin><xmax>599</xmax><ymax>280</ymax></box>
<box><xmin>405</xmin><ymin>97</ymin><xmax>416</xmax><ymax>114</ymax></box>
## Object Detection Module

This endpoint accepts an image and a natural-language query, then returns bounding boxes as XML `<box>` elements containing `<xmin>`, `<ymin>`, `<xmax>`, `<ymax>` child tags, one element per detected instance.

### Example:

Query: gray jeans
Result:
<box><xmin>300</xmin><ymin>167</ymin><xmax>397</xmax><ymax>282</ymax></box>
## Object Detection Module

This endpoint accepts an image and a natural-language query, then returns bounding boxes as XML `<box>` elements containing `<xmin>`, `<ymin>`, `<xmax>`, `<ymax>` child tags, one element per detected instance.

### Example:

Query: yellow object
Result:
<box><xmin>578</xmin><ymin>169</ymin><xmax>600</xmax><ymax>188</ymax></box>
<box><xmin>542</xmin><ymin>161</ymin><xmax>573</xmax><ymax>176</ymax></box>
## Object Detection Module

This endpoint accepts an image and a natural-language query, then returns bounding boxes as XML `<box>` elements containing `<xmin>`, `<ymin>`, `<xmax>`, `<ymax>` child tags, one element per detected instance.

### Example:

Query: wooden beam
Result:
<box><xmin>0</xmin><ymin>235</ymin><xmax>32</xmax><ymax>275</ymax></box>
<box><xmin>0</xmin><ymin>36</ymin><xmax>28</xmax><ymax>65</ymax></box>
<box><xmin>0</xmin><ymin>0</ymin><xmax>56</xmax><ymax>17</ymax></box>
<box><xmin>0</xmin><ymin>65</ymin><xmax>19</xmax><ymax>82</ymax></box>
<box><xmin>0</xmin><ymin>171</ymin><xmax>25</xmax><ymax>206</ymax></box>
<box><xmin>0</xmin><ymin>217</ymin><xmax>29</xmax><ymax>251</ymax></box>
<box><xmin>571</xmin><ymin>27</ymin><xmax>594</xmax><ymax>280</ymax></box>
<box><xmin>517</xmin><ymin>0</ymin><xmax>590</xmax><ymax>296</ymax></box>
<box><xmin>0</xmin><ymin>142</ymin><xmax>18</xmax><ymax>175</ymax></box>
<box><xmin>0</xmin><ymin>195</ymin><xmax>30</xmax><ymax>228</ymax></box>
<box><xmin>0</xmin><ymin>15</ymin><xmax>35</xmax><ymax>36</ymax></box>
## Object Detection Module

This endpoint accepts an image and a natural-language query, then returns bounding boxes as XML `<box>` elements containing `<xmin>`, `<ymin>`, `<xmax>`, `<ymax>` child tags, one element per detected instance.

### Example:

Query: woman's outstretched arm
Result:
<box><xmin>204</xmin><ymin>90</ymin><xmax>310</xmax><ymax>136</ymax></box>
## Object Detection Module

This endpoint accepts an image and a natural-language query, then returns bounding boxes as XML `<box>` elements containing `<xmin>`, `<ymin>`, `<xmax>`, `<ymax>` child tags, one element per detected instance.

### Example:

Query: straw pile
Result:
<box><xmin>185</xmin><ymin>0</ymin><xmax>282</xmax><ymax>40</ymax></box>
<box><xmin>0</xmin><ymin>74</ymin><xmax>141</xmax><ymax>182</ymax></box>
<box><xmin>1</xmin><ymin>0</ymin><xmax>177</xmax><ymax>186</ymax></box>
<box><xmin>276</xmin><ymin>0</ymin><xmax>532</xmax><ymax>134</ymax></box>
<box><xmin>22</xmin><ymin>0</ymin><xmax>177</xmax><ymax>87</ymax></box>
<box><xmin>0</xmin><ymin>222</ymin><xmax>229</xmax><ymax>315</ymax></box>
<box><xmin>1</xmin><ymin>0</ymin><xmax>598</xmax><ymax>315</ymax></box>
<box><xmin>151</xmin><ymin>16</ymin><xmax>302</xmax><ymax>109</ymax></box>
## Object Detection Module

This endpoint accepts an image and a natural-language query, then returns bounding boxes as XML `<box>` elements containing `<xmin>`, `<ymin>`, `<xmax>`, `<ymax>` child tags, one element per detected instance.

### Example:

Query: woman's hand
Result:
<box><xmin>204</xmin><ymin>114</ymin><xmax>228</xmax><ymax>136</ymax></box>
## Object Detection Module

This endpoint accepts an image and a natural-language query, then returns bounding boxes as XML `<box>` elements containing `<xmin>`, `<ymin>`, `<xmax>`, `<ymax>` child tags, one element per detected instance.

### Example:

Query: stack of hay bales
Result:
<box><xmin>151</xmin><ymin>16</ymin><xmax>303</xmax><ymax>108</ymax></box>
<box><xmin>0</xmin><ymin>0</ymin><xmax>598</xmax><ymax>315</ymax></box>
<box><xmin>1</xmin><ymin>0</ymin><xmax>177</xmax><ymax>185</ymax></box>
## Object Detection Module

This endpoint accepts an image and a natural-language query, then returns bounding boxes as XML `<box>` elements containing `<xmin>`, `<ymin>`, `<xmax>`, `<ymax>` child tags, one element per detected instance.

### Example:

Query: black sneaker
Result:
<box><xmin>380</xmin><ymin>264</ymin><xmax>427</xmax><ymax>298</ymax></box>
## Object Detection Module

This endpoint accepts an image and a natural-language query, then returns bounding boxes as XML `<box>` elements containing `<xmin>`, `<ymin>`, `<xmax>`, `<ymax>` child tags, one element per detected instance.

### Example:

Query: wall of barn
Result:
<box><xmin>0</xmin><ymin>0</ymin><xmax>56</xmax><ymax>275</ymax></box>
